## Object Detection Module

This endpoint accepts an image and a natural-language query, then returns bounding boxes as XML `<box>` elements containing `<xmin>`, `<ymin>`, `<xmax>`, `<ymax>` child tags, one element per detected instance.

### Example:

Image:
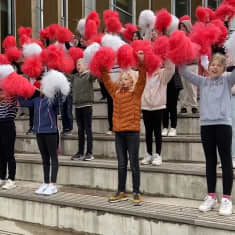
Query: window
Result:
<box><xmin>207</xmin><ymin>0</ymin><xmax>221</xmax><ymax>10</ymax></box>
<box><xmin>174</xmin><ymin>0</ymin><xmax>190</xmax><ymax>18</ymax></box>
<box><xmin>111</xmin><ymin>0</ymin><xmax>133</xmax><ymax>24</ymax></box>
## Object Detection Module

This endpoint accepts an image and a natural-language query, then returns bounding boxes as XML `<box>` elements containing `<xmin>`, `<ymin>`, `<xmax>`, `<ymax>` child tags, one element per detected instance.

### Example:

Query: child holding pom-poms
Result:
<box><xmin>179</xmin><ymin>53</ymin><xmax>235</xmax><ymax>216</ymax></box>
<box><xmin>100</xmin><ymin>51</ymin><xmax>146</xmax><ymax>205</ymax></box>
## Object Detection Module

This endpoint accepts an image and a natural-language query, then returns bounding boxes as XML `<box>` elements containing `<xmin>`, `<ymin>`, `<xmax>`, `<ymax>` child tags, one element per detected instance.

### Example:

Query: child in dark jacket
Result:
<box><xmin>19</xmin><ymin>94</ymin><xmax>59</xmax><ymax>195</ymax></box>
<box><xmin>67</xmin><ymin>59</ymin><xmax>96</xmax><ymax>161</ymax></box>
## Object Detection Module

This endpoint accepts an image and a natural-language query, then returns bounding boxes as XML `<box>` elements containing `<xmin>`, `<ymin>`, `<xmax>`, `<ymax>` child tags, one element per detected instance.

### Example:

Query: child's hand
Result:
<box><xmin>137</xmin><ymin>51</ymin><xmax>144</xmax><ymax>64</ymax></box>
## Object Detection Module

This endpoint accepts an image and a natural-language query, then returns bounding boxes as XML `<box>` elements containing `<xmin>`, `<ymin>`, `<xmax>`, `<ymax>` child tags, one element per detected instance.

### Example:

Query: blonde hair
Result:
<box><xmin>117</xmin><ymin>69</ymin><xmax>138</xmax><ymax>92</ymax></box>
<box><xmin>209</xmin><ymin>53</ymin><xmax>226</xmax><ymax>67</ymax></box>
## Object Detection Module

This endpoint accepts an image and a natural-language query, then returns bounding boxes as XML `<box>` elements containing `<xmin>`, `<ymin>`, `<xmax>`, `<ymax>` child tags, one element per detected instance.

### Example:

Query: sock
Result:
<box><xmin>223</xmin><ymin>195</ymin><xmax>231</xmax><ymax>200</ymax></box>
<box><xmin>208</xmin><ymin>193</ymin><xmax>216</xmax><ymax>199</ymax></box>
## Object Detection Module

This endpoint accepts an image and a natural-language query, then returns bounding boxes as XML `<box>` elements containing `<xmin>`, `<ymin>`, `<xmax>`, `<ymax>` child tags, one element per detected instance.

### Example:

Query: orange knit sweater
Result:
<box><xmin>103</xmin><ymin>66</ymin><xmax>146</xmax><ymax>132</ymax></box>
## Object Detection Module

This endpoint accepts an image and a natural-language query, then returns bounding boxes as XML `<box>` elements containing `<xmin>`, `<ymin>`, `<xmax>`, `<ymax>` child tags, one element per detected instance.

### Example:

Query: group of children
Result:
<box><xmin>0</xmin><ymin>6</ymin><xmax>235</xmax><ymax>217</ymax></box>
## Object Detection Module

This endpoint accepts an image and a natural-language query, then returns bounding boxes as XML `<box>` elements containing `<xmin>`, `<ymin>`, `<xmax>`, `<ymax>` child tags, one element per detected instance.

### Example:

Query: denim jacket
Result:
<box><xmin>18</xmin><ymin>96</ymin><xmax>58</xmax><ymax>134</ymax></box>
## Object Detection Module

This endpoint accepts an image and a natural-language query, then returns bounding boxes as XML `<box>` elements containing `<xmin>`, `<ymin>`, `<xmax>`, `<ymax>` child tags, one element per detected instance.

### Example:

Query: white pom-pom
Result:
<box><xmin>101</xmin><ymin>34</ymin><xmax>126</xmax><ymax>52</ymax></box>
<box><xmin>138</xmin><ymin>10</ymin><xmax>156</xmax><ymax>31</ymax></box>
<box><xmin>0</xmin><ymin>65</ymin><xmax>14</xmax><ymax>80</ymax></box>
<box><xmin>167</xmin><ymin>15</ymin><xmax>179</xmax><ymax>35</ymax></box>
<box><xmin>225</xmin><ymin>31</ymin><xmax>235</xmax><ymax>62</ymax></box>
<box><xmin>23</xmin><ymin>43</ymin><xmax>42</xmax><ymax>58</ymax></box>
<box><xmin>41</xmin><ymin>70</ymin><xmax>70</xmax><ymax>98</ymax></box>
<box><xmin>83</xmin><ymin>42</ymin><xmax>101</xmax><ymax>67</ymax></box>
<box><xmin>76</xmin><ymin>18</ymin><xmax>86</xmax><ymax>36</ymax></box>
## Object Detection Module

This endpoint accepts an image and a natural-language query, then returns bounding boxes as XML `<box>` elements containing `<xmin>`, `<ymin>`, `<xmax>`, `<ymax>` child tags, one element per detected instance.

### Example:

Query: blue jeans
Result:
<box><xmin>61</xmin><ymin>94</ymin><xmax>73</xmax><ymax>131</ymax></box>
<box><xmin>115</xmin><ymin>131</ymin><xmax>140</xmax><ymax>193</ymax></box>
<box><xmin>232</xmin><ymin>96</ymin><xmax>235</xmax><ymax>158</ymax></box>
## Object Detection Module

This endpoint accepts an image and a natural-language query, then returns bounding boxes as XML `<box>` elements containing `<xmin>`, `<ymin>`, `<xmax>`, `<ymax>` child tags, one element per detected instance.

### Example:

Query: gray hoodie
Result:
<box><xmin>179</xmin><ymin>65</ymin><xmax>235</xmax><ymax>126</ymax></box>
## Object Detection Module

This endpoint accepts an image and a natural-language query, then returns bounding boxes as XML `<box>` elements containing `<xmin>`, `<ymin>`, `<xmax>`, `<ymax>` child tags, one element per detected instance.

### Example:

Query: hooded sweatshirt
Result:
<box><xmin>141</xmin><ymin>60</ymin><xmax>175</xmax><ymax>110</ymax></box>
<box><xmin>179</xmin><ymin>65</ymin><xmax>235</xmax><ymax>126</ymax></box>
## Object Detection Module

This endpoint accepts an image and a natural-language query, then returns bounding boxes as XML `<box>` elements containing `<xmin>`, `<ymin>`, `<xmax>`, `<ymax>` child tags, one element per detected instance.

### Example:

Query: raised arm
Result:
<box><xmin>102</xmin><ymin>70</ymin><xmax>119</xmax><ymax>98</ymax></box>
<box><xmin>225</xmin><ymin>69</ymin><xmax>235</xmax><ymax>86</ymax></box>
<box><xmin>178</xmin><ymin>64</ymin><xmax>206</xmax><ymax>87</ymax></box>
<box><xmin>160</xmin><ymin>59</ymin><xmax>175</xmax><ymax>85</ymax></box>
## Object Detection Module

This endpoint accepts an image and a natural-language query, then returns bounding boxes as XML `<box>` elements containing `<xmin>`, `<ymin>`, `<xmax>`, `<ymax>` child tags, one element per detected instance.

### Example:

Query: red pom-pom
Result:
<box><xmin>33</xmin><ymin>81</ymin><xmax>41</xmax><ymax>89</ymax></box>
<box><xmin>58</xmin><ymin>55</ymin><xmax>75</xmax><ymax>74</ymax></box>
<box><xmin>224</xmin><ymin>0</ymin><xmax>235</xmax><ymax>7</ymax></box>
<box><xmin>46</xmin><ymin>24</ymin><xmax>59</xmax><ymax>40</ymax></box>
<box><xmin>1</xmin><ymin>72</ymin><xmax>35</xmax><ymax>98</ymax></box>
<box><xmin>68</xmin><ymin>47</ymin><xmax>83</xmax><ymax>63</ymax></box>
<box><xmin>103</xmin><ymin>10</ymin><xmax>119</xmax><ymax>25</ymax></box>
<box><xmin>87</xmin><ymin>33</ymin><xmax>104</xmax><ymax>45</ymax></box>
<box><xmin>56</xmin><ymin>26</ymin><xmax>73</xmax><ymax>43</ymax></box>
<box><xmin>190</xmin><ymin>22</ymin><xmax>220</xmax><ymax>55</ymax></box>
<box><xmin>196</xmin><ymin>7</ymin><xmax>215</xmax><ymax>23</ymax></box>
<box><xmin>19</xmin><ymin>35</ymin><xmax>31</xmax><ymax>47</ymax></box>
<box><xmin>117</xmin><ymin>44</ymin><xmax>136</xmax><ymax>69</ymax></box>
<box><xmin>155</xmin><ymin>9</ymin><xmax>172</xmax><ymax>32</ymax></box>
<box><xmin>144</xmin><ymin>52</ymin><xmax>162</xmax><ymax>75</ymax></box>
<box><xmin>2</xmin><ymin>36</ymin><xmax>16</xmax><ymax>50</ymax></box>
<box><xmin>5</xmin><ymin>47</ymin><xmax>22</xmax><ymax>62</ymax></box>
<box><xmin>85</xmin><ymin>20</ymin><xmax>98</xmax><ymax>40</ymax></box>
<box><xmin>122</xmin><ymin>24</ymin><xmax>138</xmax><ymax>42</ymax></box>
<box><xmin>40</xmin><ymin>29</ymin><xmax>48</xmax><ymax>39</ymax></box>
<box><xmin>179</xmin><ymin>15</ymin><xmax>191</xmax><ymax>22</ymax></box>
<box><xmin>131</xmin><ymin>40</ymin><xmax>153</xmax><ymax>63</ymax></box>
<box><xmin>211</xmin><ymin>19</ymin><xmax>228</xmax><ymax>45</ymax></box>
<box><xmin>152</xmin><ymin>36</ymin><xmax>169</xmax><ymax>60</ymax></box>
<box><xmin>89</xmin><ymin>47</ymin><xmax>115</xmax><ymax>78</ymax></box>
<box><xmin>40</xmin><ymin>44</ymin><xmax>64</xmax><ymax>69</ymax></box>
<box><xmin>168</xmin><ymin>30</ymin><xmax>200</xmax><ymax>64</ymax></box>
<box><xmin>86</xmin><ymin>11</ymin><xmax>100</xmax><ymax>28</ymax></box>
<box><xmin>106</xmin><ymin>17</ymin><xmax>122</xmax><ymax>34</ymax></box>
<box><xmin>18</xmin><ymin>26</ymin><xmax>32</xmax><ymax>37</ymax></box>
<box><xmin>0</xmin><ymin>54</ymin><xmax>10</xmax><ymax>65</ymax></box>
<box><xmin>21</xmin><ymin>56</ymin><xmax>43</xmax><ymax>78</ymax></box>
<box><xmin>215</xmin><ymin>3</ymin><xmax>235</xmax><ymax>21</ymax></box>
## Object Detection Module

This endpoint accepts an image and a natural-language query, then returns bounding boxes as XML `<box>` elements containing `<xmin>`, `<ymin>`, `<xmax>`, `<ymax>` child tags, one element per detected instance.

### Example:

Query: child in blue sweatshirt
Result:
<box><xmin>179</xmin><ymin>53</ymin><xmax>235</xmax><ymax>216</ymax></box>
<box><xmin>19</xmin><ymin>94</ymin><xmax>59</xmax><ymax>195</ymax></box>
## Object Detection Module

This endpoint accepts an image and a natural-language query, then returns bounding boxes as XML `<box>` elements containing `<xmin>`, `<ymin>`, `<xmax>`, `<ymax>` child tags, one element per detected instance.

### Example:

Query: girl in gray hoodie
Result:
<box><xmin>179</xmin><ymin>53</ymin><xmax>235</xmax><ymax>216</ymax></box>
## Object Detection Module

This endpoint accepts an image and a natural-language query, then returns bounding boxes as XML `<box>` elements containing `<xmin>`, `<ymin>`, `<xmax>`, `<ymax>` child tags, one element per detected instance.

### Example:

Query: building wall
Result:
<box><xmin>43</xmin><ymin>0</ymin><xmax>60</xmax><ymax>27</ymax></box>
<box><xmin>68</xmin><ymin>0</ymin><xmax>83</xmax><ymax>33</ymax></box>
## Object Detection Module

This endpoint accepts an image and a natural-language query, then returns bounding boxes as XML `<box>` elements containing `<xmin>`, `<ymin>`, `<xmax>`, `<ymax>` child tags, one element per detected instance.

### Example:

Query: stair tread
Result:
<box><xmin>0</xmin><ymin>181</ymin><xmax>234</xmax><ymax>231</ymax></box>
<box><xmin>15</xmin><ymin>153</ymin><xmax>226</xmax><ymax>177</ymax></box>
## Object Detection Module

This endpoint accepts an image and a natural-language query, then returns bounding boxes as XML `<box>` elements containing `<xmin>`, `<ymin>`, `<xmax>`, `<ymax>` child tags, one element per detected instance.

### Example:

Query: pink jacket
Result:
<box><xmin>141</xmin><ymin>60</ymin><xmax>175</xmax><ymax>110</ymax></box>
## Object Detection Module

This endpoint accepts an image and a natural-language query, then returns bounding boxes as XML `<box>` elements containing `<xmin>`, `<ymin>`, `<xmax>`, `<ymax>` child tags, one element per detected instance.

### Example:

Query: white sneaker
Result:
<box><xmin>43</xmin><ymin>184</ymin><xmax>58</xmax><ymax>196</ymax></box>
<box><xmin>141</xmin><ymin>153</ymin><xmax>152</xmax><ymax>165</ymax></box>
<box><xmin>2</xmin><ymin>179</ymin><xmax>16</xmax><ymax>190</ymax></box>
<box><xmin>161</xmin><ymin>128</ymin><xmax>168</xmax><ymax>136</ymax></box>
<box><xmin>199</xmin><ymin>195</ymin><xmax>217</xmax><ymax>212</ymax></box>
<box><xmin>106</xmin><ymin>131</ymin><xmax>113</xmax><ymax>135</ymax></box>
<box><xmin>0</xmin><ymin>179</ymin><xmax>5</xmax><ymax>186</ymax></box>
<box><xmin>35</xmin><ymin>183</ymin><xmax>49</xmax><ymax>195</ymax></box>
<box><xmin>219</xmin><ymin>198</ymin><xmax>233</xmax><ymax>216</ymax></box>
<box><xmin>168</xmin><ymin>128</ymin><xmax>177</xmax><ymax>137</ymax></box>
<box><xmin>152</xmin><ymin>153</ymin><xmax>162</xmax><ymax>166</ymax></box>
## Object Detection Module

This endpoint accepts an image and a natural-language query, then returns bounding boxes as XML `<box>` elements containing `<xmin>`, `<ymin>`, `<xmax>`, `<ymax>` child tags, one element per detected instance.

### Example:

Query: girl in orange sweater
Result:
<box><xmin>102</xmin><ymin>51</ymin><xmax>146</xmax><ymax>205</ymax></box>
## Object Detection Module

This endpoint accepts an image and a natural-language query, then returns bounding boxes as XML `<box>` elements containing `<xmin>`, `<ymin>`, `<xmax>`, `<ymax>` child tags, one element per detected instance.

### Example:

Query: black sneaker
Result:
<box><xmin>83</xmin><ymin>153</ymin><xmax>94</xmax><ymax>161</ymax></box>
<box><xmin>62</xmin><ymin>129</ymin><xmax>72</xmax><ymax>135</ymax></box>
<box><xmin>180</xmin><ymin>108</ymin><xmax>187</xmax><ymax>113</ymax></box>
<box><xmin>133</xmin><ymin>193</ymin><xmax>142</xmax><ymax>206</ymax></box>
<box><xmin>71</xmin><ymin>153</ymin><xmax>83</xmax><ymax>161</ymax></box>
<box><xmin>192</xmin><ymin>107</ymin><xmax>199</xmax><ymax>114</ymax></box>
<box><xmin>26</xmin><ymin>128</ymin><xmax>33</xmax><ymax>135</ymax></box>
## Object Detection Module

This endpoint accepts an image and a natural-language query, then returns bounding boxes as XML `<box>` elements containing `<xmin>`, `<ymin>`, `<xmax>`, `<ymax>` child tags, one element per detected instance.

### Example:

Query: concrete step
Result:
<box><xmin>15</xmin><ymin>112</ymin><xmax>200</xmax><ymax>135</ymax></box>
<box><xmin>15</xmin><ymin>154</ymin><xmax>234</xmax><ymax>203</ymax></box>
<box><xmin>0</xmin><ymin>181</ymin><xmax>234</xmax><ymax>235</ymax></box>
<box><xmin>15</xmin><ymin>133</ymin><xmax>204</xmax><ymax>162</ymax></box>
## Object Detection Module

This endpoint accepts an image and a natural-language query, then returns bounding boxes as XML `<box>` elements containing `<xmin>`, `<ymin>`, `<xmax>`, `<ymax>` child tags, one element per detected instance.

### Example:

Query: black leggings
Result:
<box><xmin>201</xmin><ymin>125</ymin><xmax>233</xmax><ymax>195</ymax></box>
<box><xmin>36</xmin><ymin>133</ymin><xmax>58</xmax><ymax>184</ymax></box>
<box><xmin>142</xmin><ymin>109</ymin><xmax>163</xmax><ymax>155</ymax></box>
<box><xmin>0</xmin><ymin>121</ymin><xmax>16</xmax><ymax>181</ymax></box>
